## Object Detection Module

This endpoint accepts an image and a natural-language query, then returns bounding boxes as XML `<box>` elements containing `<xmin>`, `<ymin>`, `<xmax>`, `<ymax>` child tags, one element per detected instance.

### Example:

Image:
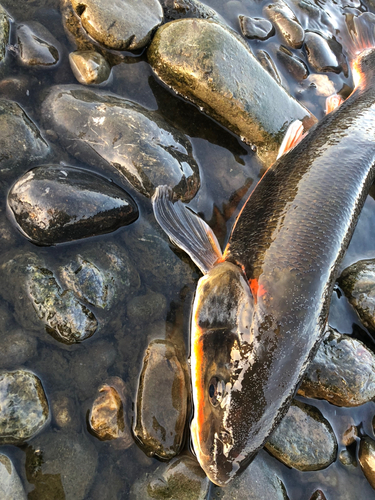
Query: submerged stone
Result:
<box><xmin>298</xmin><ymin>330</ymin><xmax>375</xmax><ymax>406</ymax></box>
<box><xmin>309</xmin><ymin>491</ymin><xmax>327</xmax><ymax>500</ymax></box>
<box><xmin>265</xmin><ymin>400</ymin><xmax>337</xmax><ymax>471</ymax></box>
<box><xmin>359</xmin><ymin>437</ymin><xmax>375</xmax><ymax>489</ymax></box>
<box><xmin>0</xmin><ymin>5</ymin><xmax>9</xmax><ymax>63</ymax></box>
<box><xmin>239</xmin><ymin>15</ymin><xmax>274</xmax><ymax>40</ymax></box>
<box><xmin>148</xmin><ymin>19</ymin><xmax>316</xmax><ymax>165</ymax></box>
<box><xmin>0</xmin><ymin>370</ymin><xmax>49</xmax><ymax>445</ymax></box>
<box><xmin>8</xmin><ymin>165</ymin><xmax>138</xmax><ymax>245</ymax></box>
<box><xmin>0</xmin><ymin>453</ymin><xmax>27</xmax><ymax>500</ymax></box>
<box><xmin>257</xmin><ymin>50</ymin><xmax>282</xmax><ymax>84</ymax></box>
<box><xmin>42</xmin><ymin>85</ymin><xmax>200</xmax><ymax>201</ymax></box>
<box><xmin>0</xmin><ymin>328</ymin><xmax>37</xmax><ymax>369</ymax></box>
<box><xmin>264</xmin><ymin>0</ymin><xmax>304</xmax><ymax>48</ymax></box>
<box><xmin>277</xmin><ymin>45</ymin><xmax>309</xmax><ymax>80</ymax></box>
<box><xmin>133</xmin><ymin>339</ymin><xmax>188</xmax><ymax>460</ymax></box>
<box><xmin>69</xmin><ymin>50</ymin><xmax>111</xmax><ymax>85</ymax></box>
<box><xmin>304</xmin><ymin>32</ymin><xmax>340</xmax><ymax>73</ymax></box>
<box><xmin>127</xmin><ymin>289</ymin><xmax>168</xmax><ymax>326</ymax></box>
<box><xmin>70</xmin><ymin>0</ymin><xmax>163</xmax><ymax>51</ymax></box>
<box><xmin>16</xmin><ymin>21</ymin><xmax>60</xmax><ymax>66</ymax></box>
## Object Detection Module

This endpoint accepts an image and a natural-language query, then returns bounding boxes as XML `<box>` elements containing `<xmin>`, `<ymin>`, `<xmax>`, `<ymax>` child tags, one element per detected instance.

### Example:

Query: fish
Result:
<box><xmin>152</xmin><ymin>14</ymin><xmax>375</xmax><ymax>486</ymax></box>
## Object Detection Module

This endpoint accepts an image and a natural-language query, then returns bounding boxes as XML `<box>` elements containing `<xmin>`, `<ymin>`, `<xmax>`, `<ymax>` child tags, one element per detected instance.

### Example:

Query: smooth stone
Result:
<box><xmin>0</xmin><ymin>5</ymin><xmax>9</xmax><ymax>63</ymax></box>
<box><xmin>130</xmin><ymin>455</ymin><xmax>209</xmax><ymax>500</ymax></box>
<box><xmin>133</xmin><ymin>339</ymin><xmax>188</xmax><ymax>460</ymax></box>
<box><xmin>339</xmin><ymin>259</ymin><xmax>375</xmax><ymax>332</ymax></box>
<box><xmin>127</xmin><ymin>289</ymin><xmax>168</xmax><ymax>326</ymax></box>
<box><xmin>359</xmin><ymin>437</ymin><xmax>375</xmax><ymax>489</ymax></box>
<box><xmin>257</xmin><ymin>50</ymin><xmax>282</xmax><ymax>84</ymax></box>
<box><xmin>8</xmin><ymin>165</ymin><xmax>138</xmax><ymax>245</ymax></box>
<box><xmin>277</xmin><ymin>45</ymin><xmax>309</xmax><ymax>80</ymax></box>
<box><xmin>239</xmin><ymin>15</ymin><xmax>274</xmax><ymax>40</ymax></box>
<box><xmin>210</xmin><ymin>450</ymin><xmax>288</xmax><ymax>499</ymax></box>
<box><xmin>304</xmin><ymin>32</ymin><xmax>340</xmax><ymax>73</ymax></box>
<box><xmin>42</xmin><ymin>85</ymin><xmax>200</xmax><ymax>201</ymax></box>
<box><xmin>0</xmin><ymin>100</ymin><xmax>48</xmax><ymax>178</ymax></box>
<box><xmin>160</xmin><ymin>0</ymin><xmax>221</xmax><ymax>22</ymax></box>
<box><xmin>0</xmin><ymin>453</ymin><xmax>27</xmax><ymax>500</ymax></box>
<box><xmin>342</xmin><ymin>425</ymin><xmax>358</xmax><ymax>446</ymax></box>
<box><xmin>69</xmin><ymin>50</ymin><xmax>111</xmax><ymax>85</ymax></box>
<box><xmin>89</xmin><ymin>376</ymin><xmax>133</xmax><ymax>448</ymax></box>
<box><xmin>51</xmin><ymin>391</ymin><xmax>79</xmax><ymax>430</ymax></box>
<box><xmin>148</xmin><ymin>19</ymin><xmax>316</xmax><ymax>166</ymax></box>
<box><xmin>0</xmin><ymin>370</ymin><xmax>49</xmax><ymax>445</ymax></box>
<box><xmin>299</xmin><ymin>329</ymin><xmax>375</xmax><ymax>406</ymax></box>
<box><xmin>25</xmin><ymin>430</ymin><xmax>98</xmax><ymax>500</ymax></box>
<box><xmin>70</xmin><ymin>0</ymin><xmax>163</xmax><ymax>50</ymax></box>
<box><xmin>309</xmin><ymin>491</ymin><xmax>327</xmax><ymax>500</ymax></box>
<box><xmin>265</xmin><ymin>400</ymin><xmax>337</xmax><ymax>471</ymax></box>
<box><xmin>339</xmin><ymin>450</ymin><xmax>357</xmax><ymax>467</ymax></box>
<box><xmin>264</xmin><ymin>0</ymin><xmax>304</xmax><ymax>49</ymax></box>
<box><xmin>0</xmin><ymin>328</ymin><xmax>38</xmax><ymax>369</ymax></box>
<box><xmin>16</xmin><ymin>21</ymin><xmax>60</xmax><ymax>66</ymax></box>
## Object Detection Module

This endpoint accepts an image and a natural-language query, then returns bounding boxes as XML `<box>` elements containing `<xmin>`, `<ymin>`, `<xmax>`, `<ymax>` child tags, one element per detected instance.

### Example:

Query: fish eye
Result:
<box><xmin>208</xmin><ymin>377</ymin><xmax>226</xmax><ymax>407</ymax></box>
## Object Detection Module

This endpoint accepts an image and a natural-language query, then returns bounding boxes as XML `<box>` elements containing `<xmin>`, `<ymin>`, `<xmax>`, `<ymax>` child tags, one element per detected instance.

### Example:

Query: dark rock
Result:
<box><xmin>0</xmin><ymin>370</ymin><xmax>49</xmax><ymax>445</ymax></box>
<box><xmin>264</xmin><ymin>0</ymin><xmax>304</xmax><ymax>49</ymax></box>
<box><xmin>160</xmin><ymin>0</ymin><xmax>221</xmax><ymax>22</ymax></box>
<box><xmin>304</xmin><ymin>32</ymin><xmax>340</xmax><ymax>73</ymax></box>
<box><xmin>69</xmin><ymin>50</ymin><xmax>111</xmax><ymax>85</ymax></box>
<box><xmin>309</xmin><ymin>491</ymin><xmax>327</xmax><ymax>500</ymax></box>
<box><xmin>239</xmin><ymin>15</ymin><xmax>274</xmax><ymax>40</ymax></box>
<box><xmin>0</xmin><ymin>5</ymin><xmax>9</xmax><ymax>63</ymax></box>
<box><xmin>342</xmin><ymin>425</ymin><xmax>358</xmax><ymax>447</ymax></box>
<box><xmin>148</xmin><ymin>19</ymin><xmax>316</xmax><ymax>166</ymax></box>
<box><xmin>0</xmin><ymin>453</ymin><xmax>27</xmax><ymax>500</ymax></box>
<box><xmin>133</xmin><ymin>339</ymin><xmax>188</xmax><ymax>460</ymax></box>
<box><xmin>127</xmin><ymin>289</ymin><xmax>168</xmax><ymax>326</ymax></box>
<box><xmin>359</xmin><ymin>437</ymin><xmax>375</xmax><ymax>489</ymax></box>
<box><xmin>277</xmin><ymin>45</ymin><xmax>309</xmax><ymax>80</ymax></box>
<box><xmin>51</xmin><ymin>391</ymin><xmax>79</xmax><ymax>430</ymax></box>
<box><xmin>265</xmin><ymin>400</ymin><xmax>337</xmax><ymax>471</ymax></box>
<box><xmin>130</xmin><ymin>455</ymin><xmax>209</xmax><ymax>500</ymax></box>
<box><xmin>16</xmin><ymin>21</ymin><xmax>60</xmax><ymax>66</ymax></box>
<box><xmin>8</xmin><ymin>165</ymin><xmax>138</xmax><ymax>245</ymax></box>
<box><xmin>257</xmin><ymin>50</ymin><xmax>282</xmax><ymax>84</ymax></box>
<box><xmin>70</xmin><ymin>0</ymin><xmax>163</xmax><ymax>51</ymax></box>
<box><xmin>339</xmin><ymin>450</ymin><xmax>357</xmax><ymax>467</ymax></box>
<box><xmin>0</xmin><ymin>328</ymin><xmax>38</xmax><ymax>369</ymax></box>
<box><xmin>42</xmin><ymin>85</ymin><xmax>200</xmax><ymax>201</ymax></box>
<box><xmin>298</xmin><ymin>329</ymin><xmax>375</xmax><ymax>406</ymax></box>
<box><xmin>0</xmin><ymin>100</ymin><xmax>48</xmax><ymax>178</ymax></box>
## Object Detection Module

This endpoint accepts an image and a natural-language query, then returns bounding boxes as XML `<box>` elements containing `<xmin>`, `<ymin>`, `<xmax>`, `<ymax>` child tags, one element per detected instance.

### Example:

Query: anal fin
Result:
<box><xmin>325</xmin><ymin>94</ymin><xmax>344</xmax><ymax>114</ymax></box>
<box><xmin>152</xmin><ymin>186</ymin><xmax>223</xmax><ymax>274</ymax></box>
<box><xmin>277</xmin><ymin>120</ymin><xmax>305</xmax><ymax>160</ymax></box>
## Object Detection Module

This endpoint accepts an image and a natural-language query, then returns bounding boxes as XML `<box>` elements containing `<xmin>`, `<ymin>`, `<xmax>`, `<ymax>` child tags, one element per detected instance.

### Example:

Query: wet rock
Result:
<box><xmin>339</xmin><ymin>259</ymin><xmax>375</xmax><ymax>332</ymax></box>
<box><xmin>0</xmin><ymin>100</ymin><xmax>48</xmax><ymax>178</ymax></box>
<box><xmin>0</xmin><ymin>370</ymin><xmax>49</xmax><ymax>445</ymax></box>
<box><xmin>51</xmin><ymin>391</ymin><xmax>79</xmax><ymax>430</ymax></box>
<box><xmin>8</xmin><ymin>165</ymin><xmax>138</xmax><ymax>245</ymax></box>
<box><xmin>130</xmin><ymin>455</ymin><xmax>209</xmax><ymax>500</ymax></box>
<box><xmin>342</xmin><ymin>425</ymin><xmax>358</xmax><ymax>446</ymax></box>
<box><xmin>69</xmin><ymin>50</ymin><xmax>111</xmax><ymax>85</ymax></box>
<box><xmin>0</xmin><ymin>453</ymin><xmax>27</xmax><ymax>500</ymax></box>
<box><xmin>277</xmin><ymin>45</ymin><xmax>309</xmax><ymax>80</ymax></box>
<box><xmin>339</xmin><ymin>450</ymin><xmax>357</xmax><ymax>467</ymax></box>
<box><xmin>25</xmin><ymin>430</ymin><xmax>98</xmax><ymax>500</ymax></box>
<box><xmin>160</xmin><ymin>0</ymin><xmax>221</xmax><ymax>22</ymax></box>
<box><xmin>298</xmin><ymin>329</ymin><xmax>375</xmax><ymax>406</ymax></box>
<box><xmin>89</xmin><ymin>376</ymin><xmax>132</xmax><ymax>448</ymax></box>
<box><xmin>148</xmin><ymin>19</ymin><xmax>316</xmax><ymax>166</ymax></box>
<box><xmin>306</xmin><ymin>74</ymin><xmax>336</xmax><ymax>96</ymax></box>
<box><xmin>239</xmin><ymin>15</ymin><xmax>274</xmax><ymax>40</ymax></box>
<box><xmin>16</xmin><ymin>21</ymin><xmax>60</xmax><ymax>66</ymax></box>
<box><xmin>0</xmin><ymin>328</ymin><xmax>38</xmax><ymax>368</ymax></box>
<box><xmin>309</xmin><ymin>491</ymin><xmax>327</xmax><ymax>500</ymax></box>
<box><xmin>359</xmin><ymin>437</ymin><xmax>375</xmax><ymax>489</ymax></box>
<box><xmin>264</xmin><ymin>0</ymin><xmax>304</xmax><ymax>49</ymax></box>
<box><xmin>257</xmin><ymin>50</ymin><xmax>282</xmax><ymax>84</ymax></box>
<box><xmin>0</xmin><ymin>5</ymin><xmax>9</xmax><ymax>63</ymax></box>
<box><xmin>70</xmin><ymin>0</ymin><xmax>163</xmax><ymax>51</ymax></box>
<box><xmin>42</xmin><ymin>85</ymin><xmax>200</xmax><ymax>201</ymax></box>
<box><xmin>304</xmin><ymin>32</ymin><xmax>340</xmax><ymax>73</ymax></box>
<box><xmin>211</xmin><ymin>450</ymin><xmax>288</xmax><ymax>499</ymax></box>
<box><xmin>127</xmin><ymin>289</ymin><xmax>168</xmax><ymax>326</ymax></box>
<box><xmin>265</xmin><ymin>400</ymin><xmax>337</xmax><ymax>471</ymax></box>
<box><xmin>133</xmin><ymin>339</ymin><xmax>188</xmax><ymax>460</ymax></box>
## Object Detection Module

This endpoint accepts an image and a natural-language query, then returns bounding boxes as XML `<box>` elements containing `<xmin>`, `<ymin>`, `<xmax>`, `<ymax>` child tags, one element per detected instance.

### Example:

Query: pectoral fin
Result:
<box><xmin>277</xmin><ymin>120</ymin><xmax>305</xmax><ymax>160</ymax></box>
<box><xmin>152</xmin><ymin>186</ymin><xmax>223</xmax><ymax>274</ymax></box>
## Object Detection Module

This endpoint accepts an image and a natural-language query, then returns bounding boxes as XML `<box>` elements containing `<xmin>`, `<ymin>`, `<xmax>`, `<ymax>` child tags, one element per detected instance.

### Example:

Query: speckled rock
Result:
<box><xmin>277</xmin><ymin>45</ymin><xmax>309</xmax><ymax>80</ymax></box>
<box><xmin>16</xmin><ymin>21</ymin><xmax>60</xmax><ymax>66</ymax></box>
<box><xmin>0</xmin><ymin>370</ymin><xmax>49</xmax><ymax>445</ymax></box>
<box><xmin>130</xmin><ymin>455</ymin><xmax>209</xmax><ymax>500</ymax></box>
<box><xmin>0</xmin><ymin>328</ymin><xmax>37</xmax><ymax>369</ymax></box>
<box><xmin>69</xmin><ymin>50</ymin><xmax>111</xmax><ymax>85</ymax></box>
<box><xmin>265</xmin><ymin>400</ymin><xmax>337</xmax><ymax>471</ymax></box>
<box><xmin>70</xmin><ymin>0</ymin><xmax>163</xmax><ymax>50</ymax></box>
<box><xmin>42</xmin><ymin>85</ymin><xmax>200</xmax><ymax>201</ymax></box>
<box><xmin>148</xmin><ymin>19</ymin><xmax>316</xmax><ymax>165</ymax></box>
<box><xmin>298</xmin><ymin>330</ymin><xmax>375</xmax><ymax>406</ymax></box>
<box><xmin>8</xmin><ymin>165</ymin><xmax>139</xmax><ymax>245</ymax></box>
<box><xmin>161</xmin><ymin>0</ymin><xmax>220</xmax><ymax>22</ymax></box>
<box><xmin>0</xmin><ymin>453</ymin><xmax>27</xmax><ymax>500</ymax></box>
<box><xmin>0</xmin><ymin>100</ymin><xmax>48</xmax><ymax>178</ymax></box>
<box><xmin>339</xmin><ymin>259</ymin><xmax>375</xmax><ymax>332</ymax></box>
<box><xmin>211</xmin><ymin>450</ymin><xmax>288</xmax><ymax>499</ymax></box>
<box><xmin>239</xmin><ymin>15</ymin><xmax>274</xmax><ymax>40</ymax></box>
<box><xmin>127</xmin><ymin>289</ymin><xmax>168</xmax><ymax>326</ymax></box>
<box><xmin>264</xmin><ymin>0</ymin><xmax>304</xmax><ymax>48</ymax></box>
<box><xmin>304</xmin><ymin>32</ymin><xmax>340</xmax><ymax>73</ymax></box>
<box><xmin>359</xmin><ymin>437</ymin><xmax>375</xmax><ymax>489</ymax></box>
<box><xmin>257</xmin><ymin>50</ymin><xmax>282</xmax><ymax>84</ymax></box>
<box><xmin>133</xmin><ymin>339</ymin><xmax>188</xmax><ymax>460</ymax></box>
<box><xmin>0</xmin><ymin>5</ymin><xmax>9</xmax><ymax>63</ymax></box>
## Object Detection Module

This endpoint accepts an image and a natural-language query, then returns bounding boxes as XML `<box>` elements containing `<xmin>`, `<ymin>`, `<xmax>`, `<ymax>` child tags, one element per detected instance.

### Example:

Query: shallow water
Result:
<box><xmin>1</xmin><ymin>0</ymin><xmax>375</xmax><ymax>498</ymax></box>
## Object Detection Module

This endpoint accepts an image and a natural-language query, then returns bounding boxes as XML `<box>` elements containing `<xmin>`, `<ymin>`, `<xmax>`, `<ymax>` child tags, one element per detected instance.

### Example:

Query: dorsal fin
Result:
<box><xmin>152</xmin><ymin>186</ymin><xmax>223</xmax><ymax>274</ymax></box>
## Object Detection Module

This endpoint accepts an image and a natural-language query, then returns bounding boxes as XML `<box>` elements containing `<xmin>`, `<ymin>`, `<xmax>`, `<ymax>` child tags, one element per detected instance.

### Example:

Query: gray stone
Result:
<box><xmin>69</xmin><ymin>50</ymin><xmax>111</xmax><ymax>85</ymax></box>
<box><xmin>0</xmin><ymin>453</ymin><xmax>27</xmax><ymax>500</ymax></box>
<box><xmin>148</xmin><ymin>19</ymin><xmax>316</xmax><ymax>166</ymax></box>
<box><xmin>257</xmin><ymin>50</ymin><xmax>281</xmax><ymax>84</ymax></box>
<box><xmin>0</xmin><ymin>328</ymin><xmax>38</xmax><ymax>369</ymax></box>
<box><xmin>0</xmin><ymin>370</ymin><xmax>49</xmax><ymax>445</ymax></box>
<box><xmin>127</xmin><ymin>289</ymin><xmax>168</xmax><ymax>326</ymax></box>
<box><xmin>0</xmin><ymin>5</ymin><xmax>9</xmax><ymax>63</ymax></box>
<box><xmin>264</xmin><ymin>0</ymin><xmax>304</xmax><ymax>49</ymax></box>
<box><xmin>130</xmin><ymin>455</ymin><xmax>209</xmax><ymax>500</ymax></box>
<box><xmin>298</xmin><ymin>330</ymin><xmax>375</xmax><ymax>407</ymax></box>
<box><xmin>16</xmin><ymin>21</ymin><xmax>60</xmax><ymax>66</ymax></box>
<box><xmin>359</xmin><ymin>437</ymin><xmax>375</xmax><ymax>489</ymax></box>
<box><xmin>239</xmin><ymin>15</ymin><xmax>274</xmax><ymax>40</ymax></box>
<box><xmin>265</xmin><ymin>400</ymin><xmax>337</xmax><ymax>471</ymax></box>
<box><xmin>161</xmin><ymin>0</ymin><xmax>221</xmax><ymax>22</ymax></box>
<box><xmin>277</xmin><ymin>45</ymin><xmax>309</xmax><ymax>80</ymax></box>
<box><xmin>304</xmin><ymin>32</ymin><xmax>340</xmax><ymax>73</ymax></box>
<box><xmin>133</xmin><ymin>339</ymin><xmax>188</xmax><ymax>460</ymax></box>
<box><xmin>42</xmin><ymin>85</ymin><xmax>200</xmax><ymax>201</ymax></box>
<box><xmin>70</xmin><ymin>0</ymin><xmax>163</xmax><ymax>50</ymax></box>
